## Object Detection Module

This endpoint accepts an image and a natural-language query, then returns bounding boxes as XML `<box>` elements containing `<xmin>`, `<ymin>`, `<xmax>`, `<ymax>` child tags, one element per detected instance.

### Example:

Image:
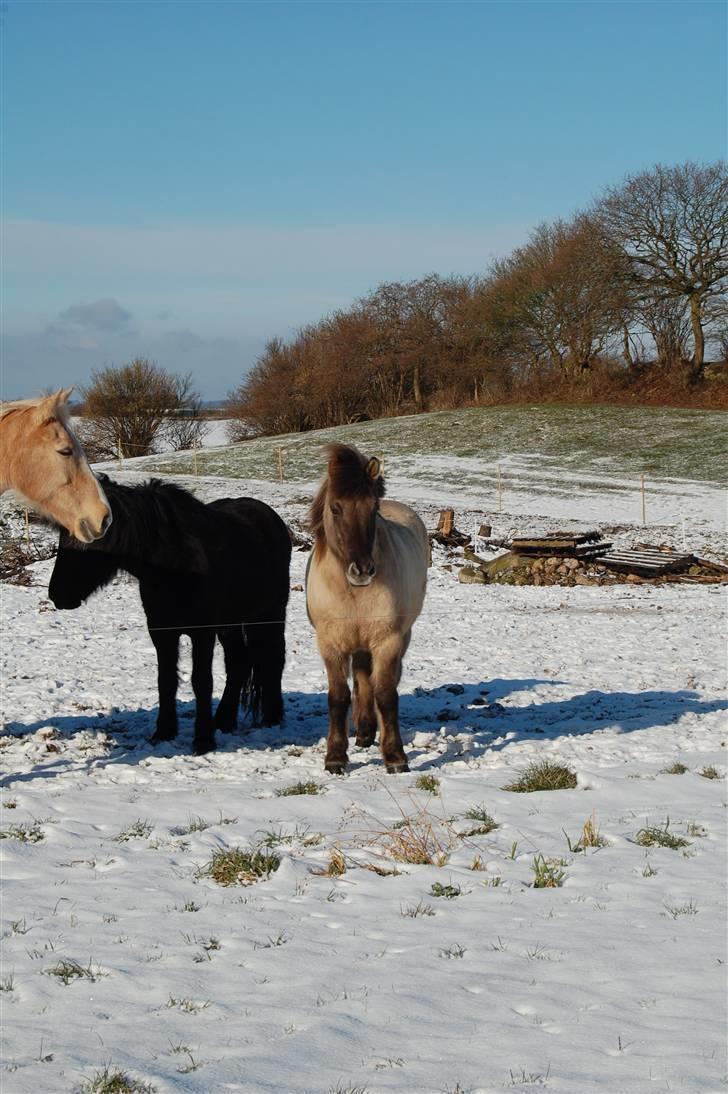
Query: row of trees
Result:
<box><xmin>228</xmin><ymin>161</ymin><xmax>728</xmax><ymax>435</ymax></box>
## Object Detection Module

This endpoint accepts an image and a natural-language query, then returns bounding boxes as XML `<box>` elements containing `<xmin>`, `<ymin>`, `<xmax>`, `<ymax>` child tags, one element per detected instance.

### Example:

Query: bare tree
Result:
<box><xmin>597</xmin><ymin>162</ymin><xmax>728</xmax><ymax>379</ymax></box>
<box><xmin>158</xmin><ymin>375</ymin><xmax>209</xmax><ymax>451</ymax></box>
<box><xmin>80</xmin><ymin>358</ymin><xmax>201</xmax><ymax>458</ymax></box>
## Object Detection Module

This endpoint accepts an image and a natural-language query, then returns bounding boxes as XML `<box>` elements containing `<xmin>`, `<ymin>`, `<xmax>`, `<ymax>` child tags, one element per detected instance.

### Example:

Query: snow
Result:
<box><xmin>1</xmin><ymin>448</ymin><xmax>726</xmax><ymax>1093</ymax></box>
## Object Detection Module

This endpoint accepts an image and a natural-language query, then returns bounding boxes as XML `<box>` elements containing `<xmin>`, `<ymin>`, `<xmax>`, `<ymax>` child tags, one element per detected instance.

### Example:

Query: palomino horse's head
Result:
<box><xmin>0</xmin><ymin>389</ymin><xmax>111</xmax><ymax>544</ymax></box>
<box><xmin>310</xmin><ymin>444</ymin><xmax>385</xmax><ymax>587</ymax></box>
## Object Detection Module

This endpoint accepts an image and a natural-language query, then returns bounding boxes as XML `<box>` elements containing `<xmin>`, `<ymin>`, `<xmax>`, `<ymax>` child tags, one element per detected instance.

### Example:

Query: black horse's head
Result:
<box><xmin>48</xmin><ymin>474</ymin><xmax>210</xmax><ymax>610</ymax></box>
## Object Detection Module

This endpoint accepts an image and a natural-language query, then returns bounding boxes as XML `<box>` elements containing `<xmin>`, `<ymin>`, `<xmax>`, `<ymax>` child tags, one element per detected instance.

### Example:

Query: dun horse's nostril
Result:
<box><xmin>367</xmin><ymin>563</ymin><xmax>376</xmax><ymax>577</ymax></box>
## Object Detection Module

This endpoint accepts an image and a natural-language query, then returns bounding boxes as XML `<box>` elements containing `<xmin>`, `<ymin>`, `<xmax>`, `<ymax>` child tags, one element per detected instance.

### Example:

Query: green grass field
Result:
<box><xmin>136</xmin><ymin>405</ymin><xmax>726</xmax><ymax>487</ymax></box>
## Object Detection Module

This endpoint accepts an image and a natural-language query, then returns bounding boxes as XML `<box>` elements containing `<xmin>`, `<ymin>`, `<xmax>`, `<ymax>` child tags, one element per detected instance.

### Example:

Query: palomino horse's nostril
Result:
<box><xmin>367</xmin><ymin>563</ymin><xmax>376</xmax><ymax>578</ymax></box>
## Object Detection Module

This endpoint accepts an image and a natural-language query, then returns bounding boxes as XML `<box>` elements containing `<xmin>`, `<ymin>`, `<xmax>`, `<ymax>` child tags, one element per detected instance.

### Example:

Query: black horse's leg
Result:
<box><xmin>191</xmin><ymin>629</ymin><xmax>217</xmax><ymax>755</ymax></box>
<box><xmin>352</xmin><ymin>650</ymin><xmax>376</xmax><ymax>748</ymax></box>
<box><xmin>150</xmin><ymin>630</ymin><xmax>180</xmax><ymax>743</ymax></box>
<box><xmin>214</xmin><ymin>627</ymin><xmax>249</xmax><ymax>733</ymax></box>
<box><xmin>246</xmin><ymin>620</ymin><xmax>286</xmax><ymax>727</ymax></box>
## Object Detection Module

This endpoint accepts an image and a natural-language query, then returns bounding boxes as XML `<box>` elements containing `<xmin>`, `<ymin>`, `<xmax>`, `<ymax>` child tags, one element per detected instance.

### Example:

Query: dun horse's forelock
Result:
<box><xmin>309</xmin><ymin>444</ymin><xmax>385</xmax><ymax>539</ymax></box>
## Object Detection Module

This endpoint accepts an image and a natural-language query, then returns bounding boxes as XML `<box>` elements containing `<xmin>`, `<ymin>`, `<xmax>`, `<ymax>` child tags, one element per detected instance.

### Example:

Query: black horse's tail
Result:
<box><xmin>241</xmin><ymin>619</ymin><xmax>285</xmax><ymax>727</ymax></box>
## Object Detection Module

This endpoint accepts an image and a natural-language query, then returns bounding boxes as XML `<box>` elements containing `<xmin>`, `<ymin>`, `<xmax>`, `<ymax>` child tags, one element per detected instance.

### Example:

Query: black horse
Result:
<box><xmin>49</xmin><ymin>475</ymin><xmax>291</xmax><ymax>755</ymax></box>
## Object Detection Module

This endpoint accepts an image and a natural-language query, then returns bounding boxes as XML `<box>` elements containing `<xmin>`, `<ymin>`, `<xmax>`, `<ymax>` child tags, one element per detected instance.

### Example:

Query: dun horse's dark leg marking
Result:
<box><xmin>352</xmin><ymin>650</ymin><xmax>376</xmax><ymax>748</ymax></box>
<box><xmin>150</xmin><ymin>630</ymin><xmax>180</xmax><ymax>742</ymax></box>
<box><xmin>191</xmin><ymin>630</ymin><xmax>216</xmax><ymax>755</ymax></box>
<box><xmin>214</xmin><ymin>627</ymin><xmax>248</xmax><ymax>733</ymax></box>
<box><xmin>323</xmin><ymin>650</ymin><xmax>351</xmax><ymax>774</ymax></box>
<box><xmin>372</xmin><ymin>638</ymin><xmax>408</xmax><ymax>773</ymax></box>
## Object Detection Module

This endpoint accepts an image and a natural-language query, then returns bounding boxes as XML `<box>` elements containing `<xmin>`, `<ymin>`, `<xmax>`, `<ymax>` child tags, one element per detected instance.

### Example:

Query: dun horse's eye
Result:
<box><xmin>57</xmin><ymin>447</ymin><xmax>73</xmax><ymax>457</ymax></box>
<box><xmin>330</xmin><ymin>502</ymin><xmax>342</xmax><ymax>517</ymax></box>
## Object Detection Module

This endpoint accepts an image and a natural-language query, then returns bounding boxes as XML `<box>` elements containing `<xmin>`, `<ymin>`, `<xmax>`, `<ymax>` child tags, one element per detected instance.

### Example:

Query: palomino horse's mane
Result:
<box><xmin>0</xmin><ymin>392</ymin><xmax>71</xmax><ymax>422</ymax></box>
<box><xmin>309</xmin><ymin>444</ymin><xmax>385</xmax><ymax>538</ymax></box>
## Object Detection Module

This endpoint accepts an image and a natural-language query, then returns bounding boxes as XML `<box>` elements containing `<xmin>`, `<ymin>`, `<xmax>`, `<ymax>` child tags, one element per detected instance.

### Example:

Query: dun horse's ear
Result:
<box><xmin>366</xmin><ymin>457</ymin><xmax>381</xmax><ymax>480</ymax></box>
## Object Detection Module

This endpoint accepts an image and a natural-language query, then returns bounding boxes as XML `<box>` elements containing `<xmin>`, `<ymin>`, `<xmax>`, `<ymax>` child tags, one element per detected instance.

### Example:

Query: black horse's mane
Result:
<box><xmin>90</xmin><ymin>475</ymin><xmax>211</xmax><ymax>572</ymax></box>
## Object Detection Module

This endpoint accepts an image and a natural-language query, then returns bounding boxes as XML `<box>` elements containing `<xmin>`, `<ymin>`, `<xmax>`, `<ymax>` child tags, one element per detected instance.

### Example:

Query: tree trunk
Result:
<box><xmin>689</xmin><ymin>294</ymin><xmax>705</xmax><ymax>380</ymax></box>
<box><xmin>412</xmin><ymin>362</ymin><xmax>422</xmax><ymax>409</ymax></box>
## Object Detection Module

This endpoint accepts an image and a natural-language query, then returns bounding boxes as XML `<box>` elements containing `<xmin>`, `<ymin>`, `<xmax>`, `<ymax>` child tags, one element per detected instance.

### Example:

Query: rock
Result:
<box><xmin>574</xmin><ymin>573</ymin><xmax>594</xmax><ymax>585</ymax></box>
<box><xmin>458</xmin><ymin>565</ymin><xmax>487</xmax><ymax>585</ymax></box>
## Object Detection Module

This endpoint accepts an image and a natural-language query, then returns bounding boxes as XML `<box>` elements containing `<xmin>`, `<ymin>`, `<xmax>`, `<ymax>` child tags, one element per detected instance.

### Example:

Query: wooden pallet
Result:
<box><xmin>596</xmin><ymin>547</ymin><xmax>694</xmax><ymax>576</ymax></box>
<box><xmin>510</xmin><ymin>533</ymin><xmax>607</xmax><ymax>557</ymax></box>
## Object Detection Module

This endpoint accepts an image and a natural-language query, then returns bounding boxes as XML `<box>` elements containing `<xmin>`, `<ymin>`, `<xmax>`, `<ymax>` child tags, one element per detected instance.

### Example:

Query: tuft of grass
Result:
<box><xmin>564</xmin><ymin>812</ymin><xmax>607</xmax><ymax>852</ymax></box>
<box><xmin>415</xmin><ymin>773</ymin><xmax>440</xmax><ymax>795</ymax></box>
<box><xmin>482</xmin><ymin>875</ymin><xmax>502</xmax><ymax>887</ymax></box>
<box><xmin>172</xmin><ymin>815</ymin><xmax>211</xmax><ymax>835</ymax></box>
<box><xmin>166</xmin><ymin>995</ymin><xmax>210</xmax><ymax>1014</ymax></box>
<box><xmin>376</xmin><ymin>807</ymin><xmax>456</xmax><ymax>866</ymax></box>
<box><xmin>531</xmin><ymin>855</ymin><xmax>566</xmax><ymax>888</ymax></box>
<box><xmin>114</xmin><ymin>819</ymin><xmax>153</xmax><ymax>843</ymax></box>
<box><xmin>197</xmin><ymin>846</ymin><xmax>280</xmax><ymax>886</ymax></box>
<box><xmin>698</xmin><ymin>765</ymin><xmax>721</xmax><ymax>780</ymax></box>
<box><xmin>2</xmin><ymin>798</ymin><xmax>17</xmax><ymax>809</ymax></box>
<box><xmin>460</xmin><ymin>805</ymin><xmax>499</xmax><ymax>837</ymax></box>
<box><xmin>311</xmin><ymin>847</ymin><xmax>347</xmax><ymax>877</ymax></box>
<box><xmin>634</xmin><ymin>819</ymin><xmax>690</xmax><ymax>850</ymax></box>
<box><xmin>276</xmin><ymin>780</ymin><xmax>322</xmax><ymax>796</ymax></box>
<box><xmin>0</xmin><ymin>975</ymin><xmax>15</xmax><ymax>992</ymax></box>
<box><xmin>438</xmin><ymin>943</ymin><xmax>466</xmax><ymax>959</ymax></box>
<box><xmin>660</xmin><ymin>761</ymin><xmax>688</xmax><ymax>775</ymax></box>
<box><xmin>258</xmin><ymin>824</ymin><xmax>322</xmax><ymax>848</ymax></box>
<box><xmin>401</xmin><ymin>900</ymin><xmax>435</xmax><ymax>918</ymax></box>
<box><xmin>502</xmin><ymin>760</ymin><xmax>577</xmax><ymax>793</ymax></box>
<box><xmin>430</xmin><ymin>881</ymin><xmax>461</xmax><ymax>899</ymax></box>
<box><xmin>79</xmin><ymin>1066</ymin><xmax>156</xmax><ymax>1094</ymax></box>
<box><xmin>45</xmin><ymin>959</ymin><xmax>101</xmax><ymax>985</ymax></box>
<box><xmin>0</xmin><ymin>819</ymin><xmax>46</xmax><ymax>843</ymax></box>
<box><xmin>642</xmin><ymin>861</ymin><xmax>658</xmax><ymax>877</ymax></box>
<box><xmin>663</xmin><ymin>899</ymin><xmax>698</xmax><ymax>919</ymax></box>
<box><xmin>181</xmin><ymin>900</ymin><xmax>201</xmax><ymax>912</ymax></box>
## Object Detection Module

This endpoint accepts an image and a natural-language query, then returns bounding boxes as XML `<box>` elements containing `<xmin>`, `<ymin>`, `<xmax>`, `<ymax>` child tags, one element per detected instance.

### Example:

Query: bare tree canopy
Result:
<box><xmin>597</xmin><ymin>162</ymin><xmax>728</xmax><ymax>376</ymax></box>
<box><xmin>80</xmin><ymin>358</ymin><xmax>204</xmax><ymax>459</ymax></box>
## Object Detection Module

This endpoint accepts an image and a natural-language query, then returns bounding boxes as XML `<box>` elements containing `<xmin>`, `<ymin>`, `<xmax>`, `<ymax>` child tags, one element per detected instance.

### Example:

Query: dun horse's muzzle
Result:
<box><xmin>347</xmin><ymin>561</ymin><xmax>376</xmax><ymax>587</ymax></box>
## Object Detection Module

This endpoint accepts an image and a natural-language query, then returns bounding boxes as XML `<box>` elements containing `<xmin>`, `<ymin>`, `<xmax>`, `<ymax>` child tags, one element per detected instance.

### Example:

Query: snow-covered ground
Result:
<box><xmin>1</xmin><ymin>442</ymin><xmax>726</xmax><ymax>1093</ymax></box>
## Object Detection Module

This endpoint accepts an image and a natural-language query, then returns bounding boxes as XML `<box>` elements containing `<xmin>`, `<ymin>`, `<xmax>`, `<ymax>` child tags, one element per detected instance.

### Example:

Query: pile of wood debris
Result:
<box><xmin>425</xmin><ymin>512</ymin><xmax>728</xmax><ymax>588</ymax></box>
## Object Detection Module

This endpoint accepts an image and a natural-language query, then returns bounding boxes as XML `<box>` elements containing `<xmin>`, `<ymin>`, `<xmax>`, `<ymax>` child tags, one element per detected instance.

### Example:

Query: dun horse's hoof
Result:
<box><xmin>325</xmin><ymin>761</ymin><xmax>348</xmax><ymax>775</ymax></box>
<box><xmin>355</xmin><ymin>734</ymin><xmax>376</xmax><ymax>749</ymax></box>
<box><xmin>385</xmin><ymin>761</ymin><xmax>409</xmax><ymax>774</ymax></box>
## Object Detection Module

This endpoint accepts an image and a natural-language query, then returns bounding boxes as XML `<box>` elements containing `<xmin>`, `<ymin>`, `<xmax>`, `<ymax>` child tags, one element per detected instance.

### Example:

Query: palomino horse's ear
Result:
<box><xmin>57</xmin><ymin>387</ymin><xmax>74</xmax><ymax>405</ymax></box>
<box><xmin>366</xmin><ymin>457</ymin><xmax>381</xmax><ymax>480</ymax></box>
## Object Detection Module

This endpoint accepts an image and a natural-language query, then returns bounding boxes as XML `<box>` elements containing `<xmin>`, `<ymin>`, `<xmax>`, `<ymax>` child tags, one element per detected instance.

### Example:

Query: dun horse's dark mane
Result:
<box><xmin>308</xmin><ymin>444</ymin><xmax>385</xmax><ymax>539</ymax></box>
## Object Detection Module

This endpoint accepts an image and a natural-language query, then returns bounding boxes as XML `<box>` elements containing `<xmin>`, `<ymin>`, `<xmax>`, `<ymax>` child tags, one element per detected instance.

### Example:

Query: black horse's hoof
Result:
<box><xmin>193</xmin><ymin>739</ymin><xmax>216</xmax><ymax>756</ymax></box>
<box><xmin>325</xmin><ymin>761</ymin><xmax>348</xmax><ymax>775</ymax></box>
<box><xmin>150</xmin><ymin>730</ymin><xmax>176</xmax><ymax>744</ymax></box>
<box><xmin>385</xmin><ymin>761</ymin><xmax>409</xmax><ymax>774</ymax></box>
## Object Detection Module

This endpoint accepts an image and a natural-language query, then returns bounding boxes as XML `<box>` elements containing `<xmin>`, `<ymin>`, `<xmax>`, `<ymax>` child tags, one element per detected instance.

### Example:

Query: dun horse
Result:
<box><xmin>49</xmin><ymin>476</ymin><xmax>291</xmax><ymax>755</ymax></box>
<box><xmin>306</xmin><ymin>444</ymin><xmax>428</xmax><ymax>773</ymax></box>
<box><xmin>0</xmin><ymin>389</ymin><xmax>110</xmax><ymax>543</ymax></box>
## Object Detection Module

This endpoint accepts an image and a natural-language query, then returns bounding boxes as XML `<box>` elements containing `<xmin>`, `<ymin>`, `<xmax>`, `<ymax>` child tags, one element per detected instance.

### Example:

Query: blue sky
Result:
<box><xmin>3</xmin><ymin>0</ymin><xmax>726</xmax><ymax>399</ymax></box>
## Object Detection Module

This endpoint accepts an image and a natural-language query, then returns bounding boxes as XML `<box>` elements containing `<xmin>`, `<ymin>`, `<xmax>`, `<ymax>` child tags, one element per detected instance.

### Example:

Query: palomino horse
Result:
<box><xmin>306</xmin><ymin>444</ymin><xmax>428</xmax><ymax>773</ymax></box>
<box><xmin>0</xmin><ymin>389</ymin><xmax>110</xmax><ymax>543</ymax></box>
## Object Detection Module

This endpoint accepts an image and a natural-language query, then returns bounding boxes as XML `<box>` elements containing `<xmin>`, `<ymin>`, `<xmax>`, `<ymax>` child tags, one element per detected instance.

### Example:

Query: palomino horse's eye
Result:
<box><xmin>57</xmin><ymin>448</ymin><xmax>73</xmax><ymax>457</ymax></box>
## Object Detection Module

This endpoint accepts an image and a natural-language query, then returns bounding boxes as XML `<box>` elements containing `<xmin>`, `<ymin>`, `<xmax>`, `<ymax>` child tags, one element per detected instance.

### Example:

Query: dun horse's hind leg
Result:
<box><xmin>191</xmin><ymin>630</ymin><xmax>217</xmax><ymax>755</ymax></box>
<box><xmin>214</xmin><ymin>627</ymin><xmax>249</xmax><ymax>733</ymax></box>
<box><xmin>322</xmin><ymin>649</ymin><xmax>351</xmax><ymax>774</ymax></box>
<box><xmin>372</xmin><ymin>636</ymin><xmax>408</xmax><ymax>773</ymax></box>
<box><xmin>352</xmin><ymin>650</ymin><xmax>376</xmax><ymax>748</ymax></box>
<box><xmin>150</xmin><ymin>630</ymin><xmax>180</xmax><ymax>743</ymax></box>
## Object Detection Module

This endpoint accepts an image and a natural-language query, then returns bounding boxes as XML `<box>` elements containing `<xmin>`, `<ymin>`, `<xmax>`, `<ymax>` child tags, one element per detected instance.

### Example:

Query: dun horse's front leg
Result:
<box><xmin>372</xmin><ymin>637</ymin><xmax>408</xmax><ymax>773</ymax></box>
<box><xmin>322</xmin><ymin>649</ymin><xmax>351</xmax><ymax>774</ymax></box>
<box><xmin>352</xmin><ymin>650</ymin><xmax>376</xmax><ymax>748</ymax></box>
